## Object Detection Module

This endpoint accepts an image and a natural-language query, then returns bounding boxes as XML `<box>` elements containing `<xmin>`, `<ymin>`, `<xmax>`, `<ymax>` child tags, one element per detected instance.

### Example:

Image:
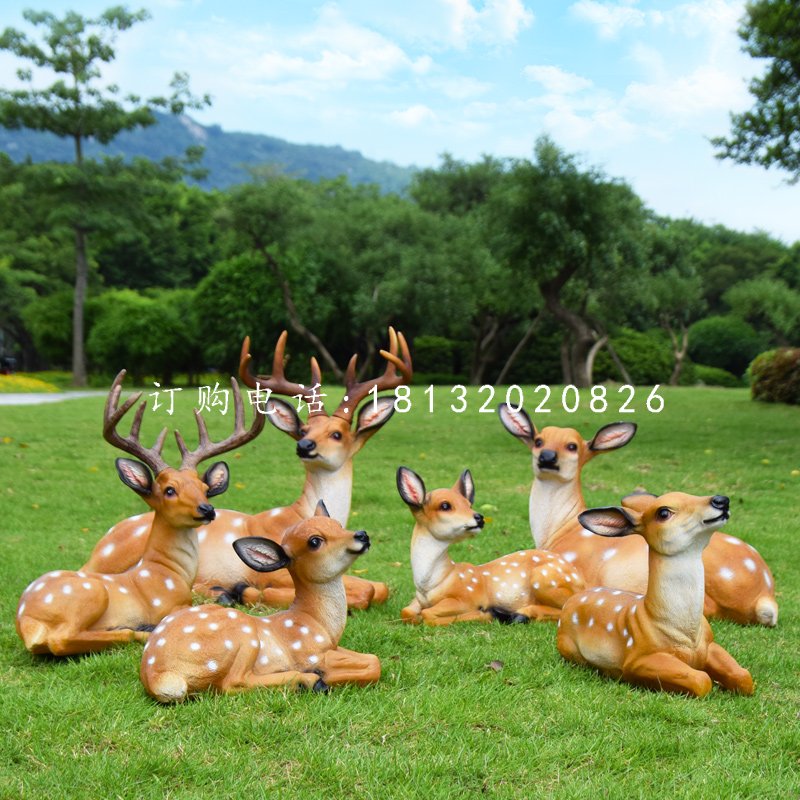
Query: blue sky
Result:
<box><xmin>2</xmin><ymin>0</ymin><xmax>798</xmax><ymax>243</ymax></box>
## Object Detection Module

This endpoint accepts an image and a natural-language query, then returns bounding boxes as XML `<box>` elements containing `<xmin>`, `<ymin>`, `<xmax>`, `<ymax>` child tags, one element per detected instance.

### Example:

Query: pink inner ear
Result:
<box><xmin>594</xmin><ymin>426</ymin><xmax>631</xmax><ymax>449</ymax></box>
<box><xmin>246</xmin><ymin>546</ymin><xmax>278</xmax><ymax>568</ymax></box>
<box><xmin>593</xmin><ymin>513</ymin><xmax>628</xmax><ymax>532</ymax></box>
<box><xmin>403</xmin><ymin>475</ymin><xmax>423</xmax><ymax>505</ymax></box>
<box><xmin>120</xmin><ymin>462</ymin><xmax>147</xmax><ymax>489</ymax></box>
<box><xmin>504</xmin><ymin>410</ymin><xmax>530</xmax><ymax>437</ymax></box>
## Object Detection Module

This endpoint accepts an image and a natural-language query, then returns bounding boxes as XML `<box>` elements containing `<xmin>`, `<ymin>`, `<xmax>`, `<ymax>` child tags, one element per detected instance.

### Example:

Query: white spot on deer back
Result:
<box><xmin>17</xmin><ymin>602</ymin><xmax>25</xmax><ymax>616</ymax></box>
<box><xmin>314</xmin><ymin>634</ymin><xmax>325</xmax><ymax>643</ymax></box>
<box><xmin>147</xmin><ymin>656</ymin><xmax>156</xmax><ymax>665</ymax></box>
<box><xmin>102</xmin><ymin>543</ymin><xmax>115</xmax><ymax>556</ymax></box>
<box><xmin>134</xmin><ymin>525</ymin><xmax>148</xmax><ymax>537</ymax></box>
<box><xmin>152</xmin><ymin>598</ymin><xmax>162</xmax><ymax>607</ymax></box>
<box><xmin>763</xmin><ymin>570</ymin><xmax>772</xmax><ymax>588</ymax></box>
<box><xmin>183</xmin><ymin>625</ymin><xmax>195</xmax><ymax>634</ymax></box>
<box><xmin>571</xmin><ymin>612</ymin><xmax>579</xmax><ymax>625</ymax></box>
<box><xmin>165</xmin><ymin>578</ymin><xmax>175</xmax><ymax>590</ymax></box>
<box><xmin>602</xmin><ymin>548</ymin><xmax>617</xmax><ymax>561</ymax></box>
<box><xmin>284</xmin><ymin>619</ymin><xmax>294</xmax><ymax>628</ymax></box>
<box><xmin>242</xmin><ymin>625</ymin><xmax>252</xmax><ymax>634</ymax></box>
<box><xmin>743</xmin><ymin>558</ymin><xmax>756</xmax><ymax>572</ymax></box>
<box><xmin>224</xmin><ymin>640</ymin><xmax>233</xmax><ymax>650</ymax></box>
<box><xmin>224</xmin><ymin>532</ymin><xmax>236</xmax><ymax>544</ymax></box>
<box><xmin>719</xmin><ymin>567</ymin><xmax>734</xmax><ymax>580</ymax></box>
<box><xmin>291</xmin><ymin>641</ymin><xmax>301</xmax><ymax>650</ymax></box>
<box><xmin>44</xmin><ymin>593</ymin><xmax>53</xmax><ymax>604</ymax></box>
<box><xmin>606</xmin><ymin>622</ymin><xmax>614</xmax><ymax>632</ymax></box>
<box><xmin>724</xmin><ymin>535</ymin><xmax>740</xmax><ymax>545</ymax></box>
<box><xmin>139</xmin><ymin>569</ymin><xmax>150</xmax><ymax>578</ymax></box>
<box><xmin>190</xmin><ymin>642</ymin><xmax>201</xmax><ymax>651</ymax></box>
<box><xmin>562</xmin><ymin>552</ymin><xmax>576</xmax><ymax>563</ymax></box>
<box><xmin>209</xmin><ymin>622</ymin><xmax>219</xmax><ymax>631</ymax></box>
<box><xmin>118</xmin><ymin>586</ymin><xmax>128</xmax><ymax>594</ymax></box>
<box><xmin>309</xmin><ymin>654</ymin><xmax>319</xmax><ymax>664</ymax></box>
<box><xmin>269</xmin><ymin>508</ymin><xmax>283</xmax><ymax>517</ymax></box>
<box><xmin>62</xmin><ymin>585</ymin><xmax>72</xmax><ymax>595</ymax></box>
<box><xmin>156</xmin><ymin>638</ymin><xmax>166</xmax><ymax>647</ymax></box>
<box><xmin>232</xmin><ymin>517</ymin><xmax>244</xmax><ymax>527</ymax></box>
<box><xmin>207</xmin><ymin>660</ymin><xmax>218</xmax><ymax>671</ymax></box>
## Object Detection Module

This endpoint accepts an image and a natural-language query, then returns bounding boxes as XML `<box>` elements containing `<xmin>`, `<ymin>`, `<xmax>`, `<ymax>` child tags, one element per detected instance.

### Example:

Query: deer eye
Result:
<box><xmin>308</xmin><ymin>536</ymin><xmax>324</xmax><ymax>550</ymax></box>
<box><xmin>534</xmin><ymin>438</ymin><xmax>544</xmax><ymax>448</ymax></box>
<box><xmin>330</xmin><ymin>431</ymin><xmax>342</xmax><ymax>441</ymax></box>
<box><xmin>164</xmin><ymin>487</ymin><xmax>177</xmax><ymax>498</ymax></box>
<box><xmin>567</xmin><ymin>443</ymin><xmax>578</xmax><ymax>452</ymax></box>
<box><xmin>656</xmin><ymin>507</ymin><xmax>672</xmax><ymax>521</ymax></box>
<box><xmin>439</xmin><ymin>502</ymin><xmax>452</xmax><ymax>511</ymax></box>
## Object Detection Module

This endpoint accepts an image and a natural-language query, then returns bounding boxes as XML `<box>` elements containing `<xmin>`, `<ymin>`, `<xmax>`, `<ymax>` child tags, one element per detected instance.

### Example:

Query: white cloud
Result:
<box><xmin>440</xmin><ymin>0</ymin><xmax>534</xmax><ymax>47</ymax></box>
<box><xmin>570</xmin><ymin>0</ymin><xmax>648</xmax><ymax>39</ymax></box>
<box><xmin>389</xmin><ymin>104</ymin><xmax>438</xmax><ymax>127</ymax></box>
<box><xmin>523</xmin><ymin>65</ymin><xmax>593</xmax><ymax>94</ymax></box>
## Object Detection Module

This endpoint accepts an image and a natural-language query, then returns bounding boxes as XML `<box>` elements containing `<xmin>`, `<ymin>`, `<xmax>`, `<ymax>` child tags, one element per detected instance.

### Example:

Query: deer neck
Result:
<box><xmin>529</xmin><ymin>474</ymin><xmax>585</xmax><ymax>548</ymax></box>
<box><xmin>141</xmin><ymin>516</ymin><xmax>200</xmax><ymax>588</ymax></box>
<box><xmin>643</xmin><ymin>540</ymin><xmax>708</xmax><ymax>644</ymax></box>
<box><xmin>296</xmin><ymin>460</ymin><xmax>353</xmax><ymax>525</ymax></box>
<box><xmin>291</xmin><ymin>576</ymin><xmax>348</xmax><ymax>645</ymax></box>
<box><xmin>410</xmin><ymin>526</ymin><xmax>455</xmax><ymax>598</ymax></box>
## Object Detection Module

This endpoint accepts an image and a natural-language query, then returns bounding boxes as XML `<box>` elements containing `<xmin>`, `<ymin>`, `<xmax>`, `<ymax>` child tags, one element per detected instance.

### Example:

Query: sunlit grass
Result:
<box><xmin>1</xmin><ymin>385</ymin><xmax>798</xmax><ymax>798</ymax></box>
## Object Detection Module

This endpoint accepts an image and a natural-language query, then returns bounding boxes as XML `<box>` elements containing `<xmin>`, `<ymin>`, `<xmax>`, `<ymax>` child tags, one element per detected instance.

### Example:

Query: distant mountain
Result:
<box><xmin>0</xmin><ymin>112</ymin><xmax>416</xmax><ymax>194</ymax></box>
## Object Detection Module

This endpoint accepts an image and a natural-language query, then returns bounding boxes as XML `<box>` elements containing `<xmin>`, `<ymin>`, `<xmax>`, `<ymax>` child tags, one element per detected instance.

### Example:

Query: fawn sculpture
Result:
<box><xmin>499</xmin><ymin>404</ymin><xmax>778</xmax><ymax>626</ymax></box>
<box><xmin>84</xmin><ymin>328</ymin><xmax>412</xmax><ymax>609</ymax></box>
<box><xmin>16</xmin><ymin>371</ymin><xmax>265</xmax><ymax>656</ymax></box>
<box><xmin>557</xmin><ymin>492</ymin><xmax>755</xmax><ymax>697</ymax></box>
<box><xmin>397</xmin><ymin>467</ymin><xmax>583</xmax><ymax>625</ymax></box>
<box><xmin>140</xmin><ymin>502</ymin><xmax>381</xmax><ymax>701</ymax></box>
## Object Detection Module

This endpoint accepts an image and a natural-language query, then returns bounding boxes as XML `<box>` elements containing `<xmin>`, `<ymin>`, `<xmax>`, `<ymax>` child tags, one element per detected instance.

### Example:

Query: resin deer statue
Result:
<box><xmin>16</xmin><ymin>371</ymin><xmax>265</xmax><ymax>656</ymax></box>
<box><xmin>498</xmin><ymin>404</ymin><xmax>778</xmax><ymax>627</ymax></box>
<box><xmin>397</xmin><ymin>467</ymin><xmax>583</xmax><ymax>625</ymax></box>
<box><xmin>556</xmin><ymin>492</ymin><xmax>755</xmax><ymax>698</ymax></box>
<box><xmin>140</xmin><ymin>502</ymin><xmax>381</xmax><ymax>702</ymax></box>
<box><xmin>84</xmin><ymin>328</ymin><xmax>413</xmax><ymax>610</ymax></box>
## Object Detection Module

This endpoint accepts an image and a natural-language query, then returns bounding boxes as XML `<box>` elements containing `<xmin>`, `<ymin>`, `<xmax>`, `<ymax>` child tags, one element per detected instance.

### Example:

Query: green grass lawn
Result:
<box><xmin>1</xmin><ymin>385</ymin><xmax>798</xmax><ymax>799</ymax></box>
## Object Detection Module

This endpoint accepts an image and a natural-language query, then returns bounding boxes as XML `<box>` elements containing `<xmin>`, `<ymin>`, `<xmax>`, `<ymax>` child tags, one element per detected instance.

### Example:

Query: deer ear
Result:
<box><xmin>266</xmin><ymin>398</ymin><xmax>303</xmax><ymax>440</ymax></box>
<box><xmin>397</xmin><ymin>467</ymin><xmax>426</xmax><ymax>509</ymax></box>
<box><xmin>355</xmin><ymin>396</ymin><xmax>395</xmax><ymax>437</ymax></box>
<box><xmin>202</xmin><ymin>461</ymin><xmax>230</xmax><ymax>498</ymax></box>
<box><xmin>455</xmin><ymin>469</ymin><xmax>475</xmax><ymax>504</ymax></box>
<box><xmin>578</xmin><ymin>507</ymin><xmax>639</xmax><ymax>537</ymax></box>
<box><xmin>621</xmin><ymin>491</ymin><xmax>657</xmax><ymax>513</ymax></box>
<box><xmin>233</xmin><ymin>537</ymin><xmax>291</xmax><ymax>572</ymax></box>
<box><xmin>498</xmin><ymin>403</ymin><xmax>535</xmax><ymax>450</ymax></box>
<box><xmin>314</xmin><ymin>500</ymin><xmax>330</xmax><ymax>518</ymax></box>
<box><xmin>589</xmin><ymin>422</ymin><xmax>637</xmax><ymax>452</ymax></box>
<box><xmin>115</xmin><ymin>458</ymin><xmax>153</xmax><ymax>496</ymax></box>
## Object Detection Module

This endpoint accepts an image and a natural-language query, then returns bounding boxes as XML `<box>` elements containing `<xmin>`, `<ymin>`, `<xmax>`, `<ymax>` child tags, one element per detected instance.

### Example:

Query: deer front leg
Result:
<box><xmin>318</xmin><ymin>647</ymin><xmax>381</xmax><ymax>687</ymax></box>
<box><xmin>515</xmin><ymin>603</ymin><xmax>562</xmax><ymax>622</ymax></box>
<box><xmin>401</xmin><ymin>597</ymin><xmax>423</xmax><ymax>624</ymax></box>
<box><xmin>420</xmin><ymin>597</ymin><xmax>493</xmax><ymax>626</ymax></box>
<box><xmin>220</xmin><ymin>669</ymin><xmax>323</xmax><ymax>693</ymax></box>
<box><xmin>342</xmin><ymin>575</ymin><xmax>377</xmax><ymax>610</ymax></box>
<box><xmin>622</xmin><ymin>652</ymin><xmax>714</xmax><ymax>698</ymax></box>
<box><xmin>703</xmin><ymin>642</ymin><xmax>754</xmax><ymax>695</ymax></box>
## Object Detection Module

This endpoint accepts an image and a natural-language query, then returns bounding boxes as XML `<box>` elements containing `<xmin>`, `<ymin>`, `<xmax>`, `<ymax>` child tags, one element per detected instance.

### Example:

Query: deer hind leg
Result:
<box><xmin>622</xmin><ymin>652</ymin><xmax>713</xmax><ymax>698</ymax></box>
<box><xmin>703</xmin><ymin>642</ymin><xmax>754</xmax><ymax>695</ymax></box>
<box><xmin>318</xmin><ymin>647</ymin><xmax>381</xmax><ymax>687</ymax></box>
<box><xmin>401</xmin><ymin>598</ymin><xmax>423</xmax><ymax>624</ymax></box>
<box><xmin>46</xmin><ymin>627</ymin><xmax>142</xmax><ymax>656</ymax></box>
<box><xmin>703</xmin><ymin>593</ymin><xmax>721</xmax><ymax>620</ymax></box>
<box><xmin>421</xmin><ymin>597</ymin><xmax>493</xmax><ymax>626</ymax></box>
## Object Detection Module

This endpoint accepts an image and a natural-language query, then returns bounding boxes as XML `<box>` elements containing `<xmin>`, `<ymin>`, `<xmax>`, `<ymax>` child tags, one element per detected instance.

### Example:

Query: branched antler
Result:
<box><xmin>176</xmin><ymin>377</ymin><xmax>266</xmax><ymax>470</ymax></box>
<box><xmin>103</xmin><ymin>370</ymin><xmax>170</xmax><ymax>475</ymax></box>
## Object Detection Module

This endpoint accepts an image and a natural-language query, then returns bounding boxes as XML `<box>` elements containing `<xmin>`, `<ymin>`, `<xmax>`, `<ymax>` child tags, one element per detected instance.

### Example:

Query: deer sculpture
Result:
<box><xmin>557</xmin><ymin>492</ymin><xmax>755</xmax><ymax>698</ymax></box>
<box><xmin>397</xmin><ymin>467</ymin><xmax>583</xmax><ymax>625</ymax></box>
<box><xmin>16</xmin><ymin>371</ymin><xmax>265</xmax><ymax>656</ymax></box>
<box><xmin>140</xmin><ymin>502</ymin><xmax>381</xmax><ymax>702</ymax></box>
<box><xmin>84</xmin><ymin>328</ymin><xmax>413</xmax><ymax>610</ymax></box>
<box><xmin>498</xmin><ymin>404</ymin><xmax>778</xmax><ymax>627</ymax></box>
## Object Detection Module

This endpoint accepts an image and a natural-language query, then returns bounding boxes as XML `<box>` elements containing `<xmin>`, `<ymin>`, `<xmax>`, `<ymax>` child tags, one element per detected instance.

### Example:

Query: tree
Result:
<box><xmin>725</xmin><ymin>277</ymin><xmax>800</xmax><ymax>345</ymax></box>
<box><xmin>713</xmin><ymin>0</ymin><xmax>800</xmax><ymax>180</ymax></box>
<box><xmin>0</xmin><ymin>7</ymin><xmax>209</xmax><ymax>385</ymax></box>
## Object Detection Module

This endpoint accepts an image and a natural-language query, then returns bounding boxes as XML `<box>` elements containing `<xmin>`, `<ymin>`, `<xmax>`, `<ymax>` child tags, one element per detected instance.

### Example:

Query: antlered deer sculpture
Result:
<box><xmin>84</xmin><ymin>328</ymin><xmax>412</xmax><ymax>610</ymax></box>
<box><xmin>16</xmin><ymin>371</ymin><xmax>265</xmax><ymax>656</ymax></box>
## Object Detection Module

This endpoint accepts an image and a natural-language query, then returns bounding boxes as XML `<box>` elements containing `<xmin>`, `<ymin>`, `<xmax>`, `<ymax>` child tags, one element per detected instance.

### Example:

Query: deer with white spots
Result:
<box><xmin>140</xmin><ymin>502</ymin><xmax>381</xmax><ymax>701</ymax></box>
<box><xmin>499</xmin><ymin>404</ymin><xmax>778</xmax><ymax>627</ymax></box>
<box><xmin>84</xmin><ymin>328</ymin><xmax>412</xmax><ymax>610</ymax></box>
<box><xmin>556</xmin><ymin>492</ymin><xmax>754</xmax><ymax>698</ymax></box>
<box><xmin>397</xmin><ymin>467</ymin><xmax>583</xmax><ymax>625</ymax></box>
<box><xmin>16</xmin><ymin>371</ymin><xmax>265</xmax><ymax>656</ymax></box>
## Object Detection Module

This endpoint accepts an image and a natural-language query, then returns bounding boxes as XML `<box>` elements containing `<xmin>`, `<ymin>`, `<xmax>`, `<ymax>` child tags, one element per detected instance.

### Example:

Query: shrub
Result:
<box><xmin>691</xmin><ymin>364</ymin><xmax>742</xmax><ymax>387</ymax></box>
<box><xmin>412</xmin><ymin>336</ymin><xmax>458</xmax><ymax>374</ymax></box>
<box><xmin>750</xmin><ymin>348</ymin><xmax>800</xmax><ymax>405</ymax></box>
<box><xmin>688</xmin><ymin>316</ymin><xmax>765</xmax><ymax>376</ymax></box>
<box><xmin>593</xmin><ymin>328</ymin><xmax>673</xmax><ymax>385</ymax></box>
<box><xmin>0</xmin><ymin>374</ymin><xmax>58</xmax><ymax>393</ymax></box>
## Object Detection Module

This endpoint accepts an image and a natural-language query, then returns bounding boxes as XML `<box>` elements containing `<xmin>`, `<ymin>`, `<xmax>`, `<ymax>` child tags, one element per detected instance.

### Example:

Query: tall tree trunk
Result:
<box><xmin>260</xmin><ymin>247</ymin><xmax>344</xmax><ymax>381</ymax></box>
<box><xmin>470</xmin><ymin>315</ymin><xmax>500</xmax><ymax>384</ymax></box>
<box><xmin>665</xmin><ymin>321</ymin><xmax>689</xmax><ymax>386</ymax></box>
<box><xmin>72</xmin><ymin>226</ymin><xmax>88</xmax><ymax>387</ymax></box>
<box><xmin>495</xmin><ymin>309</ymin><xmax>543</xmax><ymax>385</ymax></box>
<box><xmin>605</xmin><ymin>338</ymin><xmax>633</xmax><ymax>384</ymax></box>
<box><xmin>560</xmin><ymin>335</ymin><xmax>573</xmax><ymax>385</ymax></box>
<box><xmin>584</xmin><ymin>335</ymin><xmax>608</xmax><ymax>386</ymax></box>
<box><xmin>355</xmin><ymin>340</ymin><xmax>376</xmax><ymax>382</ymax></box>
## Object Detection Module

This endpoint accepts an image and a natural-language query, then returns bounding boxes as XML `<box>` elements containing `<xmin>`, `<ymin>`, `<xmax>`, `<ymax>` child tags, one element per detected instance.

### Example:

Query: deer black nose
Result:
<box><xmin>354</xmin><ymin>530</ymin><xmax>369</xmax><ymax>544</ymax></box>
<box><xmin>711</xmin><ymin>495</ymin><xmax>729</xmax><ymax>511</ymax></box>
<box><xmin>198</xmin><ymin>503</ymin><xmax>216</xmax><ymax>521</ymax></box>
<box><xmin>473</xmin><ymin>513</ymin><xmax>485</xmax><ymax>529</ymax></box>
<box><xmin>539</xmin><ymin>449</ymin><xmax>558</xmax><ymax>466</ymax></box>
<box><xmin>296</xmin><ymin>438</ymin><xmax>316</xmax><ymax>457</ymax></box>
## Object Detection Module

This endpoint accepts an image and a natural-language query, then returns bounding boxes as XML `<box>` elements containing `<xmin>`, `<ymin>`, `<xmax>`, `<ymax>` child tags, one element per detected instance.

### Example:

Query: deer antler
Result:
<box><xmin>239</xmin><ymin>331</ymin><xmax>327</xmax><ymax>416</ymax></box>
<box><xmin>176</xmin><ymin>377</ymin><xmax>266</xmax><ymax>470</ymax></box>
<box><xmin>103</xmin><ymin>370</ymin><xmax>170</xmax><ymax>475</ymax></box>
<box><xmin>333</xmin><ymin>327</ymin><xmax>413</xmax><ymax>422</ymax></box>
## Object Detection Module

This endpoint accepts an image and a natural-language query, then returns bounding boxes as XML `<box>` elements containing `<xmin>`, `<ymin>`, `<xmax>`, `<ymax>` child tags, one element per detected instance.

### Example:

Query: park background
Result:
<box><xmin>0</xmin><ymin>1</ymin><xmax>799</xmax><ymax>798</ymax></box>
